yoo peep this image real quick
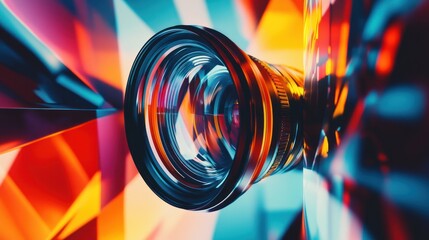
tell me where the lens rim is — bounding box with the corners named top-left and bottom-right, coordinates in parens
top-left (125, 25), bottom-right (270, 210)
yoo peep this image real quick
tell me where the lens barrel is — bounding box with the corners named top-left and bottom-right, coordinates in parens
top-left (125, 25), bottom-right (304, 210)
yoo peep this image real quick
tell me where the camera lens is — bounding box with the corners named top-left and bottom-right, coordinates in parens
top-left (125, 25), bottom-right (304, 210)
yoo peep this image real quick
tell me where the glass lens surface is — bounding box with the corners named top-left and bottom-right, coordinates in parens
top-left (144, 42), bottom-right (239, 186)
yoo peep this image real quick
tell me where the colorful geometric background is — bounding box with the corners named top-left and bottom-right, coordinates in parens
top-left (0, 0), bottom-right (304, 239)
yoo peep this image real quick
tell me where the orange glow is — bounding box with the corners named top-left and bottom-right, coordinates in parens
top-left (376, 23), bottom-right (403, 76)
top-left (97, 193), bottom-right (125, 240)
top-left (52, 136), bottom-right (90, 186)
top-left (335, 129), bottom-right (341, 146)
top-left (0, 119), bottom-right (101, 237)
top-left (178, 90), bottom-right (195, 141)
top-left (336, 22), bottom-right (350, 78)
top-left (325, 57), bottom-right (332, 75)
top-left (74, 20), bottom-right (97, 90)
top-left (247, 0), bottom-right (303, 68)
top-left (333, 83), bottom-right (349, 117)
top-left (48, 172), bottom-right (101, 239)
top-left (7, 137), bottom-right (89, 228)
top-left (320, 135), bottom-right (329, 158)
top-left (0, 176), bottom-right (50, 239)
top-left (61, 120), bottom-right (100, 177)
top-left (75, 13), bottom-right (123, 90)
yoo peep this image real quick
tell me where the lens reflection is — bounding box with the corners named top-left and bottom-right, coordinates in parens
top-left (145, 43), bottom-right (238, 186)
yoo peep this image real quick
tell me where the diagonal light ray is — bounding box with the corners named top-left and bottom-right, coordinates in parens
top-left (113, 0), bottom-right (154, 91)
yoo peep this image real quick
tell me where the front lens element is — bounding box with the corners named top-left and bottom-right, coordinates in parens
top-left (147, 45), bottom-right (238, 186)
